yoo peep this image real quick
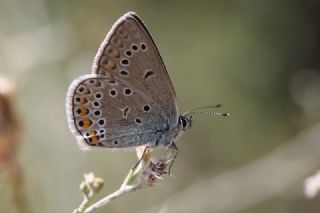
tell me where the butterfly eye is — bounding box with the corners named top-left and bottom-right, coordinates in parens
top-left (182, 119), bottom-right (187, 127)
top-left (179, 116), bottom-right (188, 128)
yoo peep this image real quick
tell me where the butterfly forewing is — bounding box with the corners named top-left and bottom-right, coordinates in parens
top-left (93, 12), bottom-right (178, 125)
top-left (67, 12), bottom-right (179, 149)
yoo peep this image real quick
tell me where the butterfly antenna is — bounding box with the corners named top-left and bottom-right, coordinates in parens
top-left (184, 104), bottom-right (230, 117)
top-left (189, 111), bottom-right (230, 117)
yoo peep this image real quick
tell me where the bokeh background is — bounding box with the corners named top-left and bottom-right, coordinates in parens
top-left (1, 0), bottom-right (320, 212)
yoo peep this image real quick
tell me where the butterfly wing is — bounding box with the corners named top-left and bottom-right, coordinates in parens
top-left (66, 12), bottom-right (179, 150)
top-left (92, 12), bottom-right (178, 123)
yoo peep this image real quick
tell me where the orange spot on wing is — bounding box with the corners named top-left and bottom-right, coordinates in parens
top-left (106, 60), bottom-right (117, 71)
top-left (92, 135), bottom-right (98, 142)
top-left (79, 107), bottom-right (89, 116)
top-left (80, 87), bottom-right (91, 95)
top-left (101, 56), bottom-right (117, 71)
top-left (82, 119), bottom-right (92, 128)
top-left (110, 49), bottom-right (120, 59)
top-left (87, 130), bottom-right (99, 144)
top-left (80, 97), bottom-right (87, 104)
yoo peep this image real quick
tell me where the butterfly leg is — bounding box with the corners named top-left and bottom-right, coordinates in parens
top-left (165, 142), bottom-right (179, 175)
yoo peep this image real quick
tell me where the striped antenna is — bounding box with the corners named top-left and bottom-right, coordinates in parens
top-left (184, 104), bottom-right (230, 117)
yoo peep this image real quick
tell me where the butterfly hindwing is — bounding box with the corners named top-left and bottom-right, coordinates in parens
top-left (67, 74), bottom-right (172, 149)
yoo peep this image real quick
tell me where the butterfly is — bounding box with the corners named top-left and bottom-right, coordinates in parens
top-left (66, 12), bottom-right (229, 158)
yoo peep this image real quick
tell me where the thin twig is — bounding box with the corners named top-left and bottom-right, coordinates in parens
top-left (73, 146), bottom-right (176, 213)
top-left (83, 160), bottom-right (144, 213)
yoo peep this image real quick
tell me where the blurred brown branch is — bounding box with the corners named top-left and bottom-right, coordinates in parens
top-left (0, 76), bottom-right (29, 213)
top-left (142, 123), bottom-right (320, 213)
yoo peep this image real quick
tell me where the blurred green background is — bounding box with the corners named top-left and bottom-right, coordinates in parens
top-left (1, 0), bottom-right (320, 212)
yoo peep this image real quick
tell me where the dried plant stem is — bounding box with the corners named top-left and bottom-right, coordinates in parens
top-left (84, 184), bottom-right (141, 213)
top-left (84, 162), bottom-right (144, 213)
top-left (73, 158), bottom-right (145, 213)
top-left (74, 194), bottom-right (91, 213)
top-left (73, 147), bottom-right (172, 213)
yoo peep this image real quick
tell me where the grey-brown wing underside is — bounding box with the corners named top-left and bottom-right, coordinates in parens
top-left (92, 12), bottom-right (179, 125)
top-left (66, 12), bottom-right (179, 150)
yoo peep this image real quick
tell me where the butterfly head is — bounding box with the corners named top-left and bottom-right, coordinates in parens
top-left (180, 104), bottom-right (230, 131)
top-left (178, 115), bottom-right (192, 132)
